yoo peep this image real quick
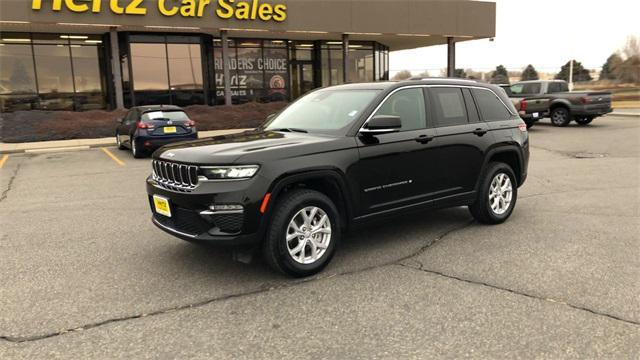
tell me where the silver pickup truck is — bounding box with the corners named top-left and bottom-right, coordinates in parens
top-left (504, 80), bottom-right (613, 128)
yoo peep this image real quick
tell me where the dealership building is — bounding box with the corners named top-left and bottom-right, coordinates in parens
top-left (0, 0), bottom-right (495, 112)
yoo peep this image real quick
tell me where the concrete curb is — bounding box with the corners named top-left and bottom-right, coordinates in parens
top-left (0, 129), bottom-right (252, 155)
top-left (609, 112), bottom-right (640, 117)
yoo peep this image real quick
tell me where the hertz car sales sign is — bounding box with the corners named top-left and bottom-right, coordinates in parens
top-left (31, 0), bottom-right (288, 22)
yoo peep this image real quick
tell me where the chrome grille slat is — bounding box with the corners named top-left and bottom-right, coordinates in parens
top-left (152, 160), bottom-right (199, 192)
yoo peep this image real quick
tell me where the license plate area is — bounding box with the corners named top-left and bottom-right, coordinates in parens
top-left (153, 195), bottom-right (172, 217)
top-left (163, 126), bottom-right (177, 134)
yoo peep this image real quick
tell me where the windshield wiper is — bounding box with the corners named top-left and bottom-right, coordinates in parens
top-left (272, 128), bottom-right (308, 133)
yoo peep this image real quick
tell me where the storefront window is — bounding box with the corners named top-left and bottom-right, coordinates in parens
top-left (71, 44), bottom-right (106, 110)
top-left (130, 35), bottom-right (204, 107)
top-left (0, 32), bottom-right (107, 111)
top-left (0, 41), bottom-right (38, 112)
top-left (348, 44), bottom-right (374, 83)
top-left (168, 43), bottom-right (204, 106)
top-left (321, 43), bottom-right (344, 87)
top-left (213, 39), bottom-right (288, 104)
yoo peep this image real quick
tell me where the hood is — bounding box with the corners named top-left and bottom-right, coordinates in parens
top-left (153, 130), bottom-right (353, 165)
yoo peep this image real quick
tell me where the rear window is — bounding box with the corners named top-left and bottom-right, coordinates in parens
top-left (472, 89), bottom-right (512, 121)
top-left (141, 111), bottom-right (189, 122)
top-left (548, 82), bottom-right (569, 93)
top-left (510, 83), bottom-right (541, 95)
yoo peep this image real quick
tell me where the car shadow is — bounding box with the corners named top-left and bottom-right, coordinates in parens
top-left (159, 206), bottom-right (473, 282)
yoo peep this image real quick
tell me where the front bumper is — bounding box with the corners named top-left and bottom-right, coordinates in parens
top-left (146, 174), bottom-right (271, 246)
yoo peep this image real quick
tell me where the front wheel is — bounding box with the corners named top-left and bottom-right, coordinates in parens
top-left (469, 162), bottom-right (518, 224)
top-left (262, 189), bottom-right (340, 277)
top-left (575, 117), bottom-right (594, 126)
top-left (550, 107), bottom-right (572, 127)
top-left (116, 132), bottom-right (126, 150)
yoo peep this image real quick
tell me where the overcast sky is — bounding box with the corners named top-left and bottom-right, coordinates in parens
top-left (389, 0), bottom-right (640, 75)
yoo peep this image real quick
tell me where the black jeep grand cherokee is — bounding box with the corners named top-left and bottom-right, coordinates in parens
top-left (147, 79), bottom-right (529, 277)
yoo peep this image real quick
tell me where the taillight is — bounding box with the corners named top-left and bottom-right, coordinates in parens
top-left (580, 96), bottom-right (590, 104)
top-left (185, 120), bottom-right (196, 127)
top-left (137, 122), bottom-right (154, 130)
top-left (518, 123), bottom-right (528, 132)
top-left (519, 99), bottom-right (527, 112)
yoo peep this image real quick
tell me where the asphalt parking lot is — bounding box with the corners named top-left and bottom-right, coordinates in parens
top-left (1, 115), bottom-right (639, 358)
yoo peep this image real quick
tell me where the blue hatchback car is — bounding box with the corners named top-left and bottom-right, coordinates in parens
top-left (115, 105), bottom-right (198, 158)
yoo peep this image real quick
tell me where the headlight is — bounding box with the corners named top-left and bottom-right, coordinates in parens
top-left (201, 165), bottom-right (260, 180)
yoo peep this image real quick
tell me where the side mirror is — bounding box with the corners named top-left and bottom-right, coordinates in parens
top-left (360, 115), bottom-right (401, 135)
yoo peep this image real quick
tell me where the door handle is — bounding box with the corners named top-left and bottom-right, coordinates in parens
top-left (473, 128), bottom-right (488, 136)
top-left (415, 134), bottom-right (434, 144)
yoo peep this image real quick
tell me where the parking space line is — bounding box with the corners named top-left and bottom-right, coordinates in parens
top-left (100, 148), bottom-right (126, 166)
top-left (0, 154), bottom-right (8, 169)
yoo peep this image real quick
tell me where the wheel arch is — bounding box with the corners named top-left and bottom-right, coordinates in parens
top-left (481, 146), bottom-right (524, 187)
top-left (263, 168), bottom-right (354, 232)
top-left (549, 99), bottom-right (571, 113)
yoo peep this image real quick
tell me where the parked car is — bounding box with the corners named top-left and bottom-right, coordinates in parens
top-left (116, 105), bottom-right (198, 158)
top-left (507, 80), bottom-right (612, 127)
top-left (146, 80), bottom-right (529, 277)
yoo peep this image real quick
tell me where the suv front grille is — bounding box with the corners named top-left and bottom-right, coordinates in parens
top-left (152, 160), bottom-right (199, 192)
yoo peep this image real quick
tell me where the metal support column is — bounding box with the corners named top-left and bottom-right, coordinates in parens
top-left (109, 28), bottom-right (124, 109)
top-left (447, 37), bottom-right (456, 78)
top-left (221, 30), bottom-right (233, 106)
top-left (342, 34), bottom-right (349, 83)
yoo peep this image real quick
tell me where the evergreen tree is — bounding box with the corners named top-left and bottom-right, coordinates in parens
top-left (520, 64), bottom-right (539, 81)
top-left (490, 65), bottom-right (509, 84)
top-left (599, 53), bottom-right (623, 80)
top-left (555, 60), bottom-right (592, 82)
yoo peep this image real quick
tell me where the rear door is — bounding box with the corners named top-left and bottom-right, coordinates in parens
top-left (428, 87), bottom-right (493, 198)
top-left (119, 109), bottom-right (138, 146)
top-left (354, 87), bottom-right (440, 215)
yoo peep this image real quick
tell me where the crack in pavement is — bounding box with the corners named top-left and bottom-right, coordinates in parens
top-left (0, 162), bottom-right (22, 204)
top-left (0, 220), bottom-right (476, 344)
top-left (396, 262), bottom-right (640, 327)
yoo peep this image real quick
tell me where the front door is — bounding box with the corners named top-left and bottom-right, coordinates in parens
top-left (352, 88), bottom-right (440, 216)
top-left (290, 61), bottom-right (315, 99)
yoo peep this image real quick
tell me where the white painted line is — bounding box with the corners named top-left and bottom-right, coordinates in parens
top-left (25, 146), bottom-right (91, 154)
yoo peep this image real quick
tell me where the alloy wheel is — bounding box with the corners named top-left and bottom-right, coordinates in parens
top-left (286, 206), bottom-right (332, 265)
top-left (552, 109), bottom-right (568, 125)
top-left (489, 173), bottom-right (513, 215)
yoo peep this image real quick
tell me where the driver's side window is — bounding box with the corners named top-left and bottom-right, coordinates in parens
top-left (374, 88), bottom-right (427, 131)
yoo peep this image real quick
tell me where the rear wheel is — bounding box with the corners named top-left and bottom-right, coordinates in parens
top-left (131, 137), bottom-right (145, 158)
top-left (550, 107), bottom-right (571, 127)
top-left (575, 117), bottom-right (594, 126)
top-left (469, 162), bottom-right (518, 224)
top-left (262, 189), bottom-right (340, 277)
top-left (525, 120), bottom-right (535, 129)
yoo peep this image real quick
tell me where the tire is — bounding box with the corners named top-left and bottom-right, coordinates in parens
top-left (116, 132), bottom-right (126, 150)
top-left (525, 121), bottom-right (535, 129)
top-left (262, 189), bottom-right (341, 277)
top-left (469, 162), bottom-right (518, 225)
top-left (131, 137), bottom-right (145, 158)
top-left (550, 107), bottom-right (571, 127)
top-left (575, 117), bottom-right (593, 126)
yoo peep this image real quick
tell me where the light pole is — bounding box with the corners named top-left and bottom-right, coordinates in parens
top-left (568, 59), bottom-right (574, 91)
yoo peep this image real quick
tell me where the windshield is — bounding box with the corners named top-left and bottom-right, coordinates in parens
top-left (141, 111), bottom-right (189, 122)
top-left (264, 89), bottom-right (381, 135)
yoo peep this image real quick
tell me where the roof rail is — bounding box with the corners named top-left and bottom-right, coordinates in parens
top-left (407, 77), bottom-right (478, 83)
